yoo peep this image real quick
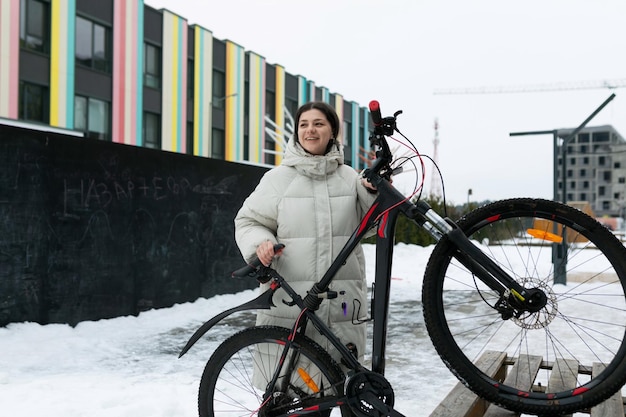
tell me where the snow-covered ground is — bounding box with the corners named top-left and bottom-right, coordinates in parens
top-left (0, 243), bottom-right (618, 416)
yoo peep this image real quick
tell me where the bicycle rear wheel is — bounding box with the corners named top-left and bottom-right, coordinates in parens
top-left (198, 326), bottom-right (349, 417)
top-left (422, 198), bottom-right (626, 415)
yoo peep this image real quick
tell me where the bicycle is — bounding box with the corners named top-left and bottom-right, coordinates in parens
top-left (179, 101), bottom-right (626, 417)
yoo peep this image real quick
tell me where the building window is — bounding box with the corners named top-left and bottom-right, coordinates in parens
top-left (144, 43), bottom-right (161, 89)
top-left (187, 58), bottom-right (194, 99)
top-left (583, 156), bottom-right (589, 165)
top-left (599, 186), bottom-right (605, 197)
top-left (580, 193), bottom-right (587, 201)
top-left (598, 156), bottom-right (606, 166)
top-left (285, 97), bottom-right (298, 125)
top-left (619, 177), bottom-right (626, 184)
top-left (593, 132), bottom-right (609, 142)
top-left (265, 91), bottom-right (276, 118)
top-left (186, 121), bottom-right (193, 154)
top-left (75, 16), bottom-right (111, 73)
top-left (602, 201), bottom-right (611, 210)
top-left (579, 169), bottom-right (586, 177)
top-left (20, 0), bottom-right (50, 54)
top-left (211, 128), bottom-right (225, 159)
top-left (143, 112), bottom-right (161, 149)
top-left (212, 70), bottom-right (226, 109)
top-left (19, 81), bottom-right (49, 123)
top-left (603, 171), bottom-right (612, 181)
top-left (74, 95), bottom-right (110, 140)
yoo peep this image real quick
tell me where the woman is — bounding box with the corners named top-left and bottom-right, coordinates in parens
top-left (234, 101), bottom-right (377, 364)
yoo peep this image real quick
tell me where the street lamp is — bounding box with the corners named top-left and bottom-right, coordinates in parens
top-left (509, 93), bottom-right (616, 285)
top-left (510, 128), bottom-right (567, 284)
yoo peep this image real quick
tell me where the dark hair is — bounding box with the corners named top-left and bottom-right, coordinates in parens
top-left (293, 101), bottom-right (340, 153)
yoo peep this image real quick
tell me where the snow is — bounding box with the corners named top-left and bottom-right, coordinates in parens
top-left (0, 243), bottom-right (620, 416)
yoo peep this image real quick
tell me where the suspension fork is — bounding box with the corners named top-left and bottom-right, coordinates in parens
top-left (412, 201), bottom-right (530, 302)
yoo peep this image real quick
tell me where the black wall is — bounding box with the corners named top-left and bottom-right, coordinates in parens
top-left (0, 124), bottom-right (267, 326)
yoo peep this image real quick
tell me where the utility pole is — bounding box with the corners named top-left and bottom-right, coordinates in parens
top-left (430, 118), bottom-right (442, 198)
top-left (510, 93), bottom-right (616, 284)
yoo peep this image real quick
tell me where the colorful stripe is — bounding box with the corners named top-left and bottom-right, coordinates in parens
top-left (162, 11), bottom-right (188, 152)
top-left (224, 41), bottom-right (245, 162)
top-left (112, 0), bottom-right (143, 145)
top-left (136, 4), bottom-right (144, 145)
top-left (0, 0), bottom-right (19, 118)
top-left (322, 87), bottom-right (330, 103)
top-left (351, 102), bottom-right (360, 168)
top-left (247, 52), bottom-right (265, 164)
top-left (193, 25), bottom-right (213, 157)
top-left (298, 76), bottom-right (308, 105)
top-left (361, 106), bottom-right (370, 168)
top-left (334, 94), bottom-right (343, 144)
top-left (274, 65), bottom-right (285, 164)
top-left (308, 81), bottom-right (316, 102)
top-left (50, 0), bottom-right (76, 128)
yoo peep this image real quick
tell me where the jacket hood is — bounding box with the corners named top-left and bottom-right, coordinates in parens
top-left (282, 137), bottom-right (344, 178)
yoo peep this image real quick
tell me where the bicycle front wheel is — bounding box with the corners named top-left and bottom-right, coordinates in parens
top-left (422, 198), bottom-right (626, 415)
top-left (198, 326), bottom-right (349, 417)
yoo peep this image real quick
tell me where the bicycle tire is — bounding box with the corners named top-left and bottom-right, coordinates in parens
top-left (198, 325), bottom-right (350, 417)
top-left (422, 198), bottom-right (626, 415)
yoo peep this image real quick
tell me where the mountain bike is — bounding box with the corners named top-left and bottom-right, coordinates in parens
top-left (179, 101), bottom-right (626, 416)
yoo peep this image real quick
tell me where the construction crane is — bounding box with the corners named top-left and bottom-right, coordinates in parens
top-left (433, 78), bottom-right (626, 95)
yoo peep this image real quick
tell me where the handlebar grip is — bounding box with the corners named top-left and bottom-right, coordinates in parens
top-left (231, 258), bottom-right (262, 278)
top-left (231, 244), bottom-right (285, 278)
top-left (369, 100), bottom-right (382, 126)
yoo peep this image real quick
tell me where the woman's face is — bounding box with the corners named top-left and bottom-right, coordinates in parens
top-left (297, 109), bottom-right (333, 155)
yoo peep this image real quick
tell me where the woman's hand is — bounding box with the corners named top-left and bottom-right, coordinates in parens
top-left (256, 241), bottom-right (282, 266)
top-left (361, 177), bottom-right (378, 193)
top-left (361, 175), bottom-right (392, 193)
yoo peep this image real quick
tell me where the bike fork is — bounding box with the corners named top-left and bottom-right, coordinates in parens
top-left (415, 201), bottom-right (528, 298)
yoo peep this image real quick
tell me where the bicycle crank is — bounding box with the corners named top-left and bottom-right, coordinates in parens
top-left (345, 371), bottom-right (398, 417)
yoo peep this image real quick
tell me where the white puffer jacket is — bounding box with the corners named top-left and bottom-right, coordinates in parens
top-left (234, 137), bottom-right (377, 363)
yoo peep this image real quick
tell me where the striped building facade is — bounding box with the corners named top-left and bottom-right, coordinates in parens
top-left (1, 0), bottom-right (371, 169)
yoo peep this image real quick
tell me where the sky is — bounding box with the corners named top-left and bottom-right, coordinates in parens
top-left (0, 242), bottom-right (615, 417)
top-left (145, 0), bottom-right (626, 204)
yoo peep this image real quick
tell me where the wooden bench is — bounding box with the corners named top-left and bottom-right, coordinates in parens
top-left (429, 351), bottom-right (625, 417)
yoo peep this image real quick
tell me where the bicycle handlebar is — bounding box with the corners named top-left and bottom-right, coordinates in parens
top-left (231, 244), bottom-right (285, 278)
top-left (362, 100), bottom-right (401, 183)
top-left (369, 100), bottom-right (383, 126)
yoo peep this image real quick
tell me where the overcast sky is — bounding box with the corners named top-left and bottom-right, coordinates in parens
top-left (145, 0), bottom-right (626, 204)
